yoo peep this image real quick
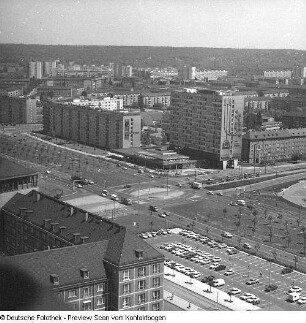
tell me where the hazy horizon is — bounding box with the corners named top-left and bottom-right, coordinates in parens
top-left (0, 0), bottom-right (305, 50)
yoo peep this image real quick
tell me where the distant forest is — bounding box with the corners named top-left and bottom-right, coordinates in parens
top-left (1, 44), bottom-right (306, 75)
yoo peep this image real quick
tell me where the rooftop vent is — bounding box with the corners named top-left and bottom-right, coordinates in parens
top-left (80, 236), bottom-right (89, 244)
top-left (24, 210), bottom-right (33, 219)
top-left (19, 207), bottom-right (27, 217)
top-left (59, 226), bottom-right (67, 235)
top-left (73, 233), bottom-right (81, 244)
top-left (50, 274), bottom-right (59, 285)
top-left (50, 222), bottom-right (59, 233)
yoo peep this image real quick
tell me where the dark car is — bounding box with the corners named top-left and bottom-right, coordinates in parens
top-left (215, 264), bottom-right (226, 271)
top-left (201, 275), bottom-right (215, 284)
top-left (149, 205), bottom-right (158, 212)
top-left (281, 267), bottom-right (294, 275)
top-left (124, 184), bottom-right (131, 188)
top-left (264, 284), bottom-right (278, 292)
top-left (71, 175), bottom-right (82, 181)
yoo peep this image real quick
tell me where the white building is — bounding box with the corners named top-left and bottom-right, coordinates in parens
top-left (264, 70), bottom-right (292, 78)
top-left (29, 61), bottom-right (42, 79)
top-left (70, 97), bottom-right (123, 110)
top-left (194, 70), bottom-right (228, 81)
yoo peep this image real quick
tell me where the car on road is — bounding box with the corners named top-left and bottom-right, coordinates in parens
top-left (110, 194), bottom-right (119, 201)
top-left (264, 284), bottom-right (278, 292)
top-left (149, 205), bottom-right (158, 212)
top-left (71, 175), bottom-right (82, 181)
top-left (212, 257), bottom-right (222, 262)
top-left (211, 279), bottom-right (225, 287)
top-left (288, 286), bottom-right (302, 294)
top-left (207, 191), bottom-right (214, 195)
top-left (222, 232), bottom-right (233, 238)
top-left (226, 247), bottom-right (238, 255)
top-left (229, 201), bottom-right (238, 206)
top-left (88, 180), bottom-right (94, 184)
top-left (100, 189), bottom-right (108, 197)
top-left (281, 267), bottom-right (294, 275)
top-left (246, 278), bottom-right (259, 285)
top-left (228, 288), bottom-right (241, 295)
top-left (239, 293), bottom-right (256, 301)
top-left (218, 243), bottom-right (227, 249)
top-left (158, 213), bottom-right (166, 218)
top-left (246, 296), bottom-right (260, 305)
top-left (224, 269), bottom-right (235, 276)
top-left (124, 184), bottom-right (131, 188)
top-left (123, 167), bottom-right (128, 170)
top-left (217, 192), bottom-right (223, 196)
top-left (76, 183), bottom-right (83, 188)
top-left (243, 243), bottom-right (252, 249)
top-left (297, 296), bottom-right (306, 304)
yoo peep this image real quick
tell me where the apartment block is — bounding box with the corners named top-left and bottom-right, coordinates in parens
top-left (241, 128), bottom-right (306, 163)
top-left (43, 102), bottom-right (141, 149)
top-left (70, 97), bottom-right (123, 110)
top-left (194, 70), bottom-right (228, 81)
top-left (29, 61), bottom-right (42, 79)
top-left (169, 89), bottom-right (244, 169)
top-left (0, 96), bottom-right (38, 124)
top-left (0, 190), bottom-right (164, 311)
top-left (139, 92), bottom-right (171, 109)
top-left (263, 70), bottom-right (292, 79)
top-left (113, 92), bottom-right (140, 107)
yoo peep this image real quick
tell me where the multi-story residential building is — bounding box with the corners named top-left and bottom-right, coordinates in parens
top-left (282, 111), bottom-right (306, 128)
top-left (241, 128), bottom-right (306, 164)
top-left (139, 92), bottom-right (171, 109)
top-left (194, 70), bottom-right (228, 81)
top-left (44, 61), bottom-right (57, 77)
top-left (0, 86), bottom-right (23, 97)
top-left (113, 92), bottom-right (140, 107)
top-left (244, 97), bottom-right (272, 113)
top-left (150, 68), bottom-right (178, 80)
top-left (264, 70), bottom-right (292, 79)
top-left (29, 61), bottom-right (43, 79)
top-left (0, 157), bottom-right (38, 207)
top-left (0, 96), bottom-right (38, 124)
top-left (0, 79), bottom-right (30, 92)
top-left (178, 66), bottom-right (196, 80)
top-left (69, 97), bottom-right (123, 110)
top-left (293, 66), bottom-right (306, 79)
top-left (43, 102), bottom-right (141, 149)
top-left (0, 190), bottom-right (164, 311)
top-left (270, 95), bottom-right (306, 112)
top-left (261, 89), bottom-right (289, 98)
top-left (169, 88), bottom-right (244, 169)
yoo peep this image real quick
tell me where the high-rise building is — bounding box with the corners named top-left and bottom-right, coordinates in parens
top-left (293, 66), bottom-right (306, 78)
top-left (168, 89), bottom-right (244, 169)
top-left (178, 66), bottom-right (196, 80)
top-left (44, 61), bottom-right (57, 77)
top-left (29, 61), bottom-right (42, 79)
top-left (43, 102), bottom-right (141, 149)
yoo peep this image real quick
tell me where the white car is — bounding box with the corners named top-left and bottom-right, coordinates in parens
top-left (46, 170), bottom-right (51, 174)
top-left (212, 257), bottom-right (222, 262)
top-left (209, 263), bottom-right (219, 270)
top-left (297, 296), bottom-right (306, 304)
top-left (110, 194), bottom-right (119, 201)
top-left (76, 184), bottom-right (83, 188)
top-left (207, 191), bottom-right (214, 195)
top-left (224, 269), bottom-right (235, 276)
top-left (240, 293), bottom-right (256, 301)
top-left (222, 232), bottom-right (233, 238)
top-left (88, 180), bottom-right (94, 184)
top-left (246, 296), bottom-right (260, 304)
top-left (288, 286), bottom-right (302, 293)
top-left (229, 288), bottom-right (241, 295)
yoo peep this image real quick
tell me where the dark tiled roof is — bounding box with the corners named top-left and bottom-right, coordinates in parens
top-left (105, 229), bottom-right (164, 266)
top-left (0, 158), bottom-right (38, 181)
top-left (2, 190), bottom-right (163, 267)
top-left (4, 241), bottom-right (108, 288)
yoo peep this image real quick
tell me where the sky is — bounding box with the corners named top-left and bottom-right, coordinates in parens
top-left (0, 0), bottom-right (305, 50)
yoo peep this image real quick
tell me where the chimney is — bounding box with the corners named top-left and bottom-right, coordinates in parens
top-left (50, 222), bottom-right (59, 233)
top-left (70, 206), bottom-right (74, 216)
top-left (19, 208), bottom-right (27, 217)
top-left (80, 236), bottom-right (89, 244)
top-left (36, 191), bottom-right (41, 202)
top-left (73, 233), bottom-right (81, 244)
top-left (50, 274), bottom-right (59, 285)
top-left (59, 226), bottom-right (67, 235)
top-left (84, 212), bottom-right (89, 222)
top-left (43, 219), bottom-right (52, 230)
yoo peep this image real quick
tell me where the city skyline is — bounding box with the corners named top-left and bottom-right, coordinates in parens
top-left (0, 0), bottom-right (305, 50)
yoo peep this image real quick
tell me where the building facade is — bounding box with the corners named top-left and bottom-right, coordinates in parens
top-left (29, 61), bottom-right (42, 79)
top-left (43, 102), bottom-right (141, 149)
top-left (70, 97), bottom-right (123, 110)
top-left (282, 111), bottom-right (306, 129)
top-left (0, 96), bottom-right (38, 124)
top-left (139, 93), bottom-right (171, 109)
top-left (169, 89), bottom-right (244, 169)
top-left (264, 70), bottom-right (292, 79)
top-left (1, 190), bottom-right (164, 311)
top-left (241, 128), bottom-right (306, 163)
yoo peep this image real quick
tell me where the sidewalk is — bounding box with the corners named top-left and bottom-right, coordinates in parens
top-left (164, 291), bottom-right (204, 311)
top-left (164, 267), bottom-right (260, 311)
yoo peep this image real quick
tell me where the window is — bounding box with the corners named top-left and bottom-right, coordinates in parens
top-left (152, 264), bottom-right (161, 274)
top-left (153, 277), bottom-right (160, 287)
top-left (123, 283), bottom-right (130, 294)
top-left (68, 289), bottom-right (77, 298)
top-left (152, 302), bottom-right (160, 311)
top-left (138, 306), bottom-right (146, 311)
top-left (152, 290), bottom-right (161, 300)
top-left (97, 296), bottom-right (105, 306)
top-left (83, 301), bottom-right (92, 311)
top-left (138, 293), bottom-right (146, 304)
top-left (83, 287), bottom-right (90, 298)
top-left (123, 270), bottom-right (130, 281)
top-left (137, 267), bottom-right (146, 277)
top-left (97, 283), bottom-right (105, 293)
top-left (138, 280), bottom-right (146, 290)
top-left (122, 297), bottom-right (131, 308)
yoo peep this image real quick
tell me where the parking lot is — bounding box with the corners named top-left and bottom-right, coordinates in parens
top-left (141, 228), bottom-right (306, 310)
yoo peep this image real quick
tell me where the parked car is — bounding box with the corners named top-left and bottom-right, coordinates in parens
top-left (246, 296), bottom-right (260, 305)
top-left (240, 293), bottom-right (256, 301)
top-left (243, 243), bottom-right (252, 249)
top-left (265, 284), bottom-right (278, 292)
top-left (215, 264), bottom-right (226, 271)
top-left (110, 194), bottom-right (119, 201)
top-left (224, 269), bottom-right (235, 276)
top-left (149, 205), bottom-right (158, 212)
top-left (246, 278), bottom-right (259, 285)
top-left (201, 276), bottom-right (215, 284)
top-left (281, 267), bottom-right (294, 275)
top-left (124, 184), bottom-right (131, 188)
top-left (288, 286), bottom-right (302, 294)
top-left (297, 296), bottom-right (306, 304)
top-left (228, 288), bottom-right (241, 295)
top-left (226, 247), bottom-right (238, 255)
top-left (222, 232), bottom-right (233, 238)
top-left (211, 279), bottom-right (225, 287)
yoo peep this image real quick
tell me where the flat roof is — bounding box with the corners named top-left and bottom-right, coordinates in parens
top-left (0, 158), bottom-right (38, 181)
